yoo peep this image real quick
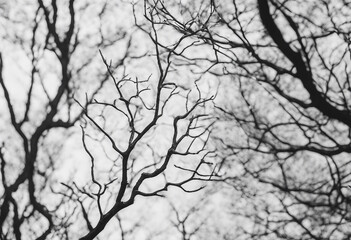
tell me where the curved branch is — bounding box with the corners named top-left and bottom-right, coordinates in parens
top-left (258, 0), bottom-right (351, 126)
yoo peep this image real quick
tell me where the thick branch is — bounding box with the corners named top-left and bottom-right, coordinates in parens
top-left (258, 0), bottom-right (351, 126)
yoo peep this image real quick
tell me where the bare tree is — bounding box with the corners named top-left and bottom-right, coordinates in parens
top-left (0, 1), bottom-right (132, 239)
top-left (7, 0), bottom-right (348, 239)
top-left (74, 4), bottom-right (217, 237)
top-left (146, 0), bottom-right (351, 239)
top-left (0, 1), bottom-right (218, 239)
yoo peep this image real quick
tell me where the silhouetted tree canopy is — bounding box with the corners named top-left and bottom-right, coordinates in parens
top-left (1, 0), bottom-right (351, 239)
